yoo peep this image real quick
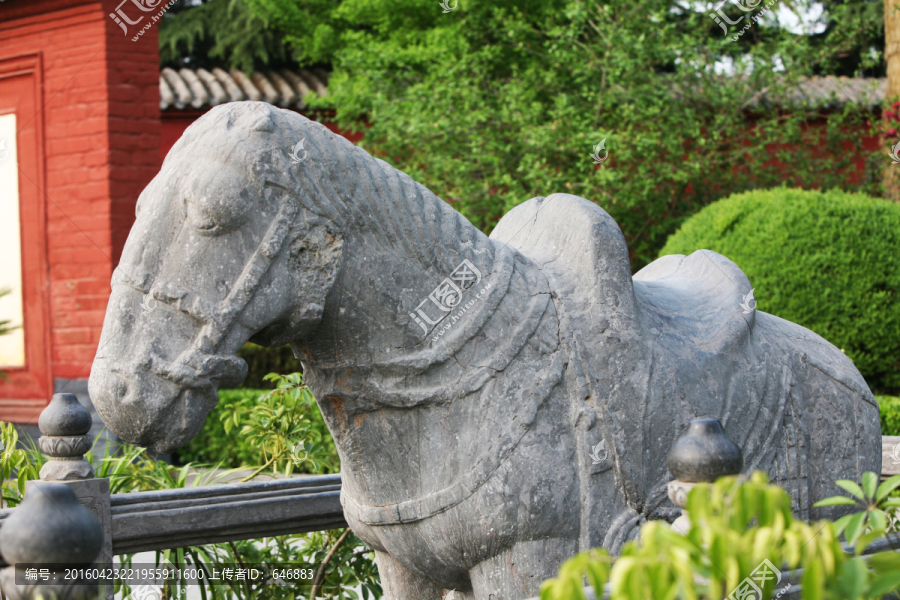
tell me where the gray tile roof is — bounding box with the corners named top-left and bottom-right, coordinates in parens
top-left (159, 67), bottom-right (330, 111)
top-left (160, 69), bottom-right (887, 112)
top-left (775, 76), bottom-right (886, 109)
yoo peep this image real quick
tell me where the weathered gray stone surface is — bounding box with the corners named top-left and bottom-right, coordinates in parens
top-left (0, 482), bottom-right (103, 600)
top-left (39, 393), bottom-right (95, 481)
top-left (88, 102), bottom-right (881, 599)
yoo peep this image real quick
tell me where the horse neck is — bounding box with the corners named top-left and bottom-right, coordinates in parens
top-left (295, 161), bottom-right (499, 369)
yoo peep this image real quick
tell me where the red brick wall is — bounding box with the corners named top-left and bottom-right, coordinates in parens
top-left (0, 0), bottom-right (161, 415)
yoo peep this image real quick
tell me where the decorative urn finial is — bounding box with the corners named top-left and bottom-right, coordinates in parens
top-left (38, 393), bottom-right (95, 481)
top-left (667, 418), bottom-right (743, 483)
top-left (667, 418), bottom-right (743, 534)
top-left (0, 482), bottom-right (103, 599)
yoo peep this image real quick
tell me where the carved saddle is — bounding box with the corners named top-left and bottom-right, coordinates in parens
top-left (491, 193), bottom-right (879, 550)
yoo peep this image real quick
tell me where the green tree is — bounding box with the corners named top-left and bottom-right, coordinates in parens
top-left (246, 0), bottom-right (882, 268)
top-left (159, 0), bottom-right (294, 72)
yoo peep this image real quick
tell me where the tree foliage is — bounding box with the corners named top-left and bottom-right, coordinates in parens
top-left (246, 0), bottom-right (883, 268)
top-left (159, 0), bottom-right (294, 72)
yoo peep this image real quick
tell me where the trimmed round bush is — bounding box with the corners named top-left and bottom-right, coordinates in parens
top-left (660, 187), bottom-right (899, 394)
top-left (880, 395), bottom-right (900, 436)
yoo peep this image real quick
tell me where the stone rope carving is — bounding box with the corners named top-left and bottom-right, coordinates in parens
top-left (89, 102), bottom-right (881, 600)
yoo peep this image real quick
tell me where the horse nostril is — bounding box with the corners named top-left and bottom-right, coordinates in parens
top-left (109, 371), bottom-right (129, 402)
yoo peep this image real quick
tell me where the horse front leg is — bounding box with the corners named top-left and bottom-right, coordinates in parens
top-left (468, 538), bottom-right (578, 600)
top-left (374, 550), bottom-right (447, 600)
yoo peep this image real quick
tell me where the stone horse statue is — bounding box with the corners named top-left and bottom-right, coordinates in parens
top-left (89, 102), bottom-right (880, 600)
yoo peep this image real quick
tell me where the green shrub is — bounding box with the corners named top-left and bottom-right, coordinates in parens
top-left (660, 188), bottom-right (900, 394)
top-left (880, 396), bottom-right (900, 436)
top-left (174, 385), bottom-right (338, 473)
top-left (541, 472), bottom-right (900, 600)
top-left (237, 343), bottom-right (303, 389)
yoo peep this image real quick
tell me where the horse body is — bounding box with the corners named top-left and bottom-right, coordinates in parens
top-left (88, 102), bottom-right (880, 600)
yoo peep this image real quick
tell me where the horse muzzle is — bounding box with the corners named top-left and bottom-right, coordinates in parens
top-left (88, 350), bottom-right (246, 454)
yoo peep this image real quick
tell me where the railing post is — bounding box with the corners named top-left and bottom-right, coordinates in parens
top-left (666, 418), bottom-right (743, 534)
top-left (1, 393), bottom-right (115, 600)
top-left (0, 481), bottom-right (103, 599)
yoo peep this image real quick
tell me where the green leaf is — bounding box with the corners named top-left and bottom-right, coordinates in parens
top-left (866, 571), bottom-right (900, 598)
top-left (835, 480), bottom-right (867, 502)
top-left (867, 550), bottom-right (900, 573)
top-left (801, 557), bottom-right (824, 600)
top-left (875, 474), bottom-right (900, 503)
top-left (844, 511), bottom-right (867, 544)
top-left (836, 556), bottom-right (867, 600)
top-left (854, 530), bottom-right (884, 556)
top-left (813, 496), bottom-right (859, 507)
top-left (832, 514), bottom-right (853, 535)
top-left (868, 509), bottom-right (888, 532)
top-left (861, 471), bottom-right (878, 500)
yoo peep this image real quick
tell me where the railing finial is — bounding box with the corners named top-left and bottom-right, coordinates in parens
top-left (667, 418), bottom-right (743, 534)
top-left (0, 482), bottom-right (103, 599)
top-left (38, 393), bottom-right (94, 481)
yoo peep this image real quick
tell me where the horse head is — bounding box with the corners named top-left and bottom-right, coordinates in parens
top-left (89, 103), bottom-right (345, 453)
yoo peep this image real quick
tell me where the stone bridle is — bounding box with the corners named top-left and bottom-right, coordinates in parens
top-left (111, 184), bottom-right (300, 393)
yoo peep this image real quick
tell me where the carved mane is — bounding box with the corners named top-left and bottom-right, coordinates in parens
top-left (166, 102), bottom-right (494, 283)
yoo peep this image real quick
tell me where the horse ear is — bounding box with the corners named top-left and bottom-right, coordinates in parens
top-left (225, 103), bottom-right (274, 133)
top-left (249, 111), bottom-right (274, 132)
